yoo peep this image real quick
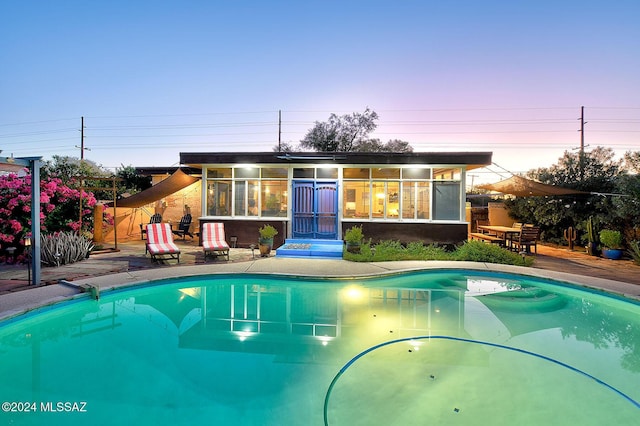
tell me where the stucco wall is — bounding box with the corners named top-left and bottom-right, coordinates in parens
top-left (101, 180), bottom-right (202, 243)
top-left (487, 202), bottom-right (513, 226)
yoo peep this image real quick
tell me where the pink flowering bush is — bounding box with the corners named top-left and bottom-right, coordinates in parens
top-left (0, 172), bottom-right (110, 263)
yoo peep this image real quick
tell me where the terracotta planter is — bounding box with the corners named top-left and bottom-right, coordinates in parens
top-left (258, 238), bottom-right (273, 257)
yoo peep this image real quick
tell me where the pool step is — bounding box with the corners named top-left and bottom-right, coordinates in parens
top-left (275, 239), bottom-right (343, 258)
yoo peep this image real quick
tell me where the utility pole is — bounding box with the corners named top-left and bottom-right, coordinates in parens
top-left (80, 116), bottom-right (85, 160)
top-left (580, 106), bottom-right (585, 153)
top-left (578, 106), bottom-right (586, 181)
top-left (278, 110), bottom-right (282, 151)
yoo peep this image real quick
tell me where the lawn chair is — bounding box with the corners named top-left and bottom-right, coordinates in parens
top-left (511, 226), bottom-right (540, 254)
top-left (140, 213), bottom-right (163, 240)
top-left (202, 222), bottom-right (230, 261)
top-left (145, 223), bottom-right (180, 263)
top-left (172, 214), bottom-right (193, 240)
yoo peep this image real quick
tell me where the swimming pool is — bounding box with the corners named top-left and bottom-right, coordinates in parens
top-left (0, 270), bottom-right (638, 425)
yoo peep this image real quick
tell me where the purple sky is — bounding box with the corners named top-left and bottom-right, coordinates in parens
top-left (1, 1), bottom-right (638, 185)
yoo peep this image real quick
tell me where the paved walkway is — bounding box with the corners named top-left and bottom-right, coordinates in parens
top-left (1, 239), bottom-right (639, 321)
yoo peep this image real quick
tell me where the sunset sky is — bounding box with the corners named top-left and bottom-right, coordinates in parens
top-left (1, 0), bottom-right (638, 185)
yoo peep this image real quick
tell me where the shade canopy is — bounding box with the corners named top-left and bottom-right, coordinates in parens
top-left (112, 168), bottom-right (199, 208)
top-left (477, 175), bottom-right (588, 197)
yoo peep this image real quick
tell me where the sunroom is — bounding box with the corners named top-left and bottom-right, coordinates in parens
top-left (179, 151), bottom-right (492, 248)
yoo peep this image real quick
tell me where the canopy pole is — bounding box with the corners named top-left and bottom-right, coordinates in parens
top-left (30, 159), bottom-right (41, 285)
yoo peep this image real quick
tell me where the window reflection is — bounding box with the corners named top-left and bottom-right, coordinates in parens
top-left (343, 181), bottom-right (369, 218)
top-left (261, 181), bottom-right (288, 217)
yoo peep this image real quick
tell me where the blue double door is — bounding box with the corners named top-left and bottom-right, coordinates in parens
top-left (292, 181), bottom-right (338, 240)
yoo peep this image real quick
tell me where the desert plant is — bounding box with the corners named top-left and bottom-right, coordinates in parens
top-left (599, 229), bottom-right (623, 249)
top-left (586, 216), bottom-right (597, 244)
top-left (585, 216), bottom-right (600, 256)
top-left (628, 241), bottom-right (640, 266)
top-left (258, 224), bottom-right (278, 241)
top-left (40, 232), bottom-right (94, 266)
top-left (564, 226), bottom-right (577, 250)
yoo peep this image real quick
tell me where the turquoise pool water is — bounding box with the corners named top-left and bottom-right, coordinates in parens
top-left (0, 270), bottom-right (638, 425)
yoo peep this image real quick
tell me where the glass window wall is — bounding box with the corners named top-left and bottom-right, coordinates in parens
top-left (206, 167), bottom-right (287, 218)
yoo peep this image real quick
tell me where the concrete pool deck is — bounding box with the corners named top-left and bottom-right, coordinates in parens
top-left (1, 239), bottom-right (639, 321)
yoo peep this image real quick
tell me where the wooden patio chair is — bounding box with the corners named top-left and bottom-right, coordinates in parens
top-left (171, 214), bottom-right (193, 240)
top-left (145, 223), bottom-right (180, 263)
top-left (140, 213), bottom-right (163, 240)
top-left (476, 219), bottom-right (496, 235)
top-left (202, 222), bottom-right (230, 261)
top-left (511, 226), bottom-right (540, 254)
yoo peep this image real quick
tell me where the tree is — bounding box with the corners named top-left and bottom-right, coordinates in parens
top-left (353, 138), bottom-right (414, 153)
top-left (505, 147), bottom-right (622, 244)
top-left (299, 108), bottom-right (379, 152)
top-left (116, 165), bottom-right (152, 195)
top-left (41, 155), bottom-right (108, 183)
top-left (613, 151), bottom-right (640, 235)
top-left (294, 108), bottom-right (414, 152)
top-left (272, 141), bottom-right (301, 153)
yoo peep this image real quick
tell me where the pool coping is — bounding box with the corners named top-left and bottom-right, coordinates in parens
top-left (1, 258), bottom-right (639, 323)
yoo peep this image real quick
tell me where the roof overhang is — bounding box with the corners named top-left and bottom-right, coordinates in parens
top-left (180, 151), bottom-right (492, 170)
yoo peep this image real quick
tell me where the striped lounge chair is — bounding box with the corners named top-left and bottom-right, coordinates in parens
top-left (145, 223), bottom-right (180, 263)
top-left (202, 222), bottom-right (230, 261)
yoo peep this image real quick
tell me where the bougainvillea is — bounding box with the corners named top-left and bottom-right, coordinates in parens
top-left (0, 171), bottom-right (109, 263)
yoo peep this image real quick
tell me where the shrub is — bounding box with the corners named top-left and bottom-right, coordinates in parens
top-left (344, 225), bottom-right (364, 244)
top-left (40, 232), bottom-right (94, 266)
top-left (599, 229), bottom-right (623, 249)
top-left (0, 172), bottom-right (109, 263)
top-left (258, 224), bottom-right (278, 240)
top-left (454, 240), bottom-right (531, 266)
top-left (628, 241), bottom-right (640, 266)
top-left (343, 239), bottom-right (531, 266)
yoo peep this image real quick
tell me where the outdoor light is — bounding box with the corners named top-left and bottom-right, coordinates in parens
top-left (24, 237), bottom-right (32, 286)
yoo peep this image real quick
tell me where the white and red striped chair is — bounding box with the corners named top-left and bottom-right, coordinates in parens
top-left (202, 222), bottom-right (230, 261)
top-left (145, 223), bottom-right (180, 263)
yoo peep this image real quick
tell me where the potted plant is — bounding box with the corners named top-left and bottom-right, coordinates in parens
top-left (344, 225), bottom-right (363, 254)
top-left (258, 224), bottom-right (278, 257)
top-left (599, 229), bottom-right (623, 260)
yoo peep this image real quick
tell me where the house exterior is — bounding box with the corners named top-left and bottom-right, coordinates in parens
top-left (179, 151), bottom-right (492, 248)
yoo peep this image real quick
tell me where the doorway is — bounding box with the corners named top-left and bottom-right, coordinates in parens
top-left (291, 181), bottom-right (338, 239)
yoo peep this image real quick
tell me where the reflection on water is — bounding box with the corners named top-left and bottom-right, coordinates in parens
top-left (0, 271), bottom-right (638, 425)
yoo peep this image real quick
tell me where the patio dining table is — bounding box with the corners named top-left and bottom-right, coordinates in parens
top-left (477, 225), bottom-right (522, 249)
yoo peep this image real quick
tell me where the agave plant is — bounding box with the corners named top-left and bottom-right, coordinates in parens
top-left (628, 241), bottom-right (640, 266)
top-left (40, 232), bottom-right (94, 267)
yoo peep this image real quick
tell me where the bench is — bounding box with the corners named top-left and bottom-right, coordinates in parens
top-left (469, 233), bottom-right (506, 246)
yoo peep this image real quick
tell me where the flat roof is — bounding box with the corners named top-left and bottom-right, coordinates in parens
top-left (180, 151), bottom-right (492, 170)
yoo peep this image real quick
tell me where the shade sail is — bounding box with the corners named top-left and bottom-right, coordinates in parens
top-left (112, 168), bottom-right (199, 208)
top-left (477, 175), bottom-right (588, 197)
